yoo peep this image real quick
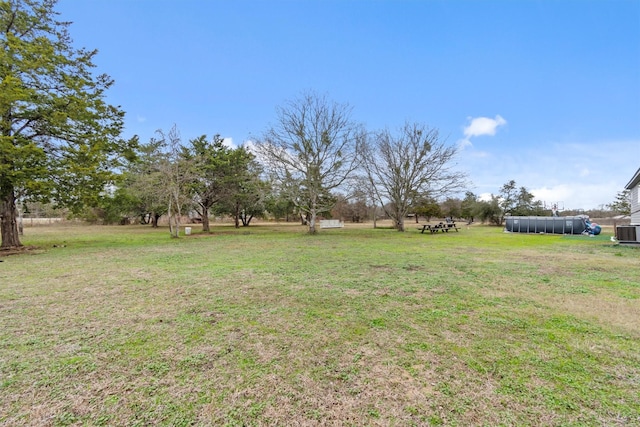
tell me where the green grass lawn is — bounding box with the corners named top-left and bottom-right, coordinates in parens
top-left (1, 223), bottom-right (638, 426)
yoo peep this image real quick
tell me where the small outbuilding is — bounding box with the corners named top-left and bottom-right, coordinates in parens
top-left (615, 167), bottom-right (640, 244)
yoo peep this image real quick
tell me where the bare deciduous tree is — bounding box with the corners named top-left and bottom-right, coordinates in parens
top-left (254, 92), bottom-right (363, 234)
top-left (360, 122), bottom-right (467, 231)
top-left (155, 126), bottom-right (195, 238)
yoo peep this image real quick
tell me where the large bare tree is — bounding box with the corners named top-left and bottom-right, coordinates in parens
top-left (360, 122), bottom-right (467, 231)
top-left (254, 92), bottom-right (362, 234)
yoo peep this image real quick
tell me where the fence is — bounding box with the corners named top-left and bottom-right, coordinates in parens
top-left (22, 217), bottom-right (65, 226)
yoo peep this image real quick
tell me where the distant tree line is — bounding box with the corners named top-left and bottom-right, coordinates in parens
top-left (93, 92), bottom-right (469, 235)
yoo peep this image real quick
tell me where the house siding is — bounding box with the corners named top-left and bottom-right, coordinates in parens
top-left (630, 186), bottom-right (640, 225)
top-left (625, 168), bottom-right (640, 225)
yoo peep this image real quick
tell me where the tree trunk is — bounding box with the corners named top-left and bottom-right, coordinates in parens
top-left (241, 213), bottom-right (253, 226)
top-left (1, 188), bottom-right (22, 249)
top-left (308, 206), bottom-right (317, 234)
top-left (392, 205), bottom-right (406, 232)
top-left (168, 201), bottom-right (178, 238)
top-left (394, 210), bottom-right (405, 232)
top-left (152, 213), bottom-right (160, 228)
top-left (169, 212), bottom-right (180, 238)
top-left (234, 202), bottom-right (240, 228)
top-left (168, 204), bottom-right (174, 236)
top-left (201, 205), bottom-right (210, 232)
top-left (169, 214), bottom-right (177, 237)
top-left (372, 204), bottom-right (378, 229)
top-left (18, 207), bottom-right (23, 235)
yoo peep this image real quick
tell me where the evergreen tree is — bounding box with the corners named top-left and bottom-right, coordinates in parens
top-left (607, 190), bottom-right (631, 215)
top-left (1, 0), bottom-right (134, 248)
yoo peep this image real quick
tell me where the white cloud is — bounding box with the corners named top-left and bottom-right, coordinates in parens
top-left (464, 115), bottom-right (507, 138)
top-left (531, 182), bottom-right (620, 211)
top-left (478, 192), bottom-right (493, 202)
top-left (136, 115), bottom-right (146, 123)
top-left (470, 150), bottom-right (490, 158)
top-left (243, 139), bottom-right (256, 153)
top-left (531, 185), bottom-right (573, 207)
top-left (222, 137), bottom-right (235, 148)
top-left (455, 135), bottom-right (637, 209)
top-left (457, 138), bottom-right (473, 149)
top-left (458, 114), bottom-right (507, 148)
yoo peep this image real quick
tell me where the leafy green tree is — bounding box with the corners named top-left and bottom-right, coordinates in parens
top-left (116, 137), bottom-right (168, 227)
top-left (93, 186), bottom-right (139, 224)
top-left (181, 137), bottom-right (267, 229)
top-left (512, 186), bottom-right (544, 216)
top-left (264, 183), bottom-right (295, 222)
top-left (440, 197), bottom-right (462, 219)
top-left (474, 196), bottom-right (502, 225)
top-left (412, 196), bottom-right (441, 222)
top-left (498, 180), bottom-right (543, 223)
top-left (217, 146), bottom-right (266, 228)
top-left (125, 126), bottom-right (196, 236)
top-left (1, 0), bottom-right (134, 248)
top-left (182, 134), bottom-right (230, 232)
top-left (460, 191), bottom-right (477, 222)
top-left (498, 180), bottom-right (518, 223)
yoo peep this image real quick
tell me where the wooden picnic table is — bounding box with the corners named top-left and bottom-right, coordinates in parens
top-left (417, 222), bottom-right (459, 234)
top-left (418, 224), bottom-right (436, 234)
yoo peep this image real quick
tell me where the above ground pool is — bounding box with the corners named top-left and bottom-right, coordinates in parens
top-left (504, 216), bottom-right (601, 235)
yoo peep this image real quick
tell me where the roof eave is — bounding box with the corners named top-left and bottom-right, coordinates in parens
top-left (625, 168), bottom-right (640, 189)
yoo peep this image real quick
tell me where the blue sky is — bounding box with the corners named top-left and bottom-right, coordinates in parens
top-left (56, 0), bottom-right (640, 210)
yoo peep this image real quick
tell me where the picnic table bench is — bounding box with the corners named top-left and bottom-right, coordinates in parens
top-left (417, 222), bottom-right (459, 234)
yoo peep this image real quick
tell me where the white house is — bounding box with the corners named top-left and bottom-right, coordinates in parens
top-left (626, 167), bottom-right (640, 225)
top-left (616, 168), bottom-right (640, 244)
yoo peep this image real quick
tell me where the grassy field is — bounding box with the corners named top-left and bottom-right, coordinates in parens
top-left (1, 222), bottom-right (638, 426)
